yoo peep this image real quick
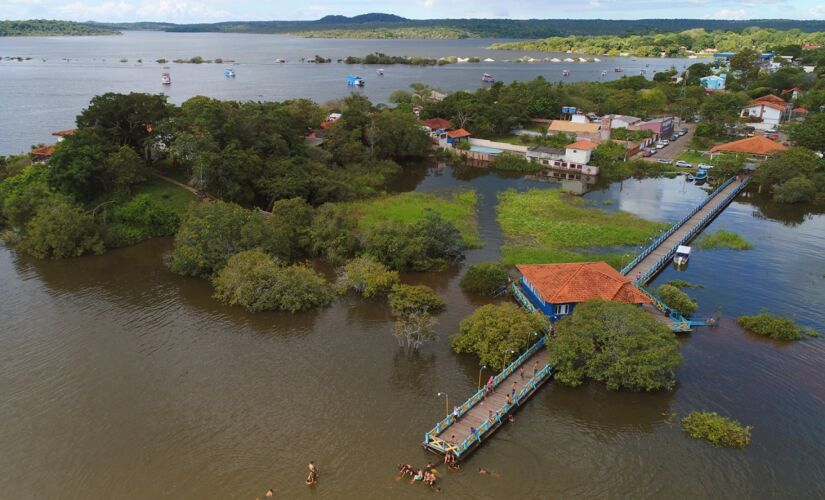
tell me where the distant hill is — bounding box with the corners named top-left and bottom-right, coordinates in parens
top-left (5, 16), bottom-right (825, 39)
top-left (0, 19), bottom-right (118, 36)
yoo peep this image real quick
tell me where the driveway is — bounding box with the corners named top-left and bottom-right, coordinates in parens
top-left (637, 122), bottom-right (695, 162)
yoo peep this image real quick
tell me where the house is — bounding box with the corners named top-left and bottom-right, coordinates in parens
top-left (803, 42), bottom-right (821, 51)
top-left (781, 87), bottom-right (803, 101)
top-left (423, 118), bottom-right (452, 132)
top-left (636, 117), bottom-right (675, 139)
top-left (565, 140), bottom-right (598, 164)
top-left (753, 94), bottom-right (786, 106)
top-left (699, 74), bottom-right (726, 91)
top-left (446, 128), bottom-right (471, 145)
top-left (709, 135), bottom-right (787, 159)
top-left (741, 101), bottom-right (786, 130)
top-left (52, 129), bottom-right (77, 141)
top-left (547, 120), bottom-right (602, 142)
top-left (515, 262), bottom-right (652, 321)
top-left (526, 140), bottom-right (600, 176)
top-left (601, 114), bottom-right (642, 131)
top-left (30, 145), bottom-right (55, 162)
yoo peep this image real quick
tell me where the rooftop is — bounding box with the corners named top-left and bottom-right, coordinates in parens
top-left (423, 118), bottom-right (452, 131)
top-left (753, 94), bottom-right (786, 106)
top-left (548, 120), bottom-right (601, 134)
top-left (447, 128), bottom-right (471, 138)
top-left (31, 145), bottom-right (55, 157)
top-left (52, 129), bottom-right (77, 137)
top-left (566, 139), bottom-right (599, 151)
top-left (709, 135), bottom-right (787, 155)
top-left (527, 146), bottom-right (565, 155)
top-left (517, 262), bottom-right (652, 305)
top-left (746, 101), bottom-right (787, 112)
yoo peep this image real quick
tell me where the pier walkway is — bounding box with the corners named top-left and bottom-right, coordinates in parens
top-left (622, 175), bottom-right (750, 284)
top-left (423, 337), bottom-right (552, 461)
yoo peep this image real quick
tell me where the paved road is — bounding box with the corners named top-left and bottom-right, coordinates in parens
top-left (637, 122), bottom-right (695, 163)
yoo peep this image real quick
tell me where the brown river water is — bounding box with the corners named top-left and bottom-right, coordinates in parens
top-left (2, 164), bottom-right (825, 499)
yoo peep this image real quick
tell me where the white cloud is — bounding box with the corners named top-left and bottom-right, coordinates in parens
top-left (686, 0), bottom-right (706, 5)
top-left (588, 0), bottom-right (604, 7)
top-left (707, 8), bottom-right (747, 19)
top-left (419, 0), bottom-right (437, 8)
top-left (57, 0), bottom-right (135, 19)
top-left (135, 0), bottom-right (229, 20)
top-left (810, 5), bottom-right (825, 16)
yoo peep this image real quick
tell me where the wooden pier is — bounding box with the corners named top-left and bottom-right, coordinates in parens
top-left (423, 337), bottom-right (552, 461)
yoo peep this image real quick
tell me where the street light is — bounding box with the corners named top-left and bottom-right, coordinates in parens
top-left (526, 330), bottom-right (538, 347)
top-left (477, 365), bottom-right (487, 391)
top-left (437, 392), bottom-right (449, 417)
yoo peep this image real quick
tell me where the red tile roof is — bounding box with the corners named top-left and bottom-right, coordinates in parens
top-left (51, 129), bottom-right (77, 137)
top-left (753, 94), bottom-right (786, 105)
top-left (447, 128), bottom-right (471, 138)
top-left (793, 107), bottom-right (808, 113)
top-left (566, 139), bottom-right (599, 151)
top-left (517, 262), bottom-right (652, 305)
top-left (780, 87), bottom-right (803, 95)
top-left (746, 101), bottom-right (787, 112)
top-left (423, 118), bottom-right (453, 130)
top-left (709, 135), bottom-right (787, 155)
top-left (31, 145), bottom-right (55, 158)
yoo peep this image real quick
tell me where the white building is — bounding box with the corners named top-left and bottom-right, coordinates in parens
top-left (526, 140), bottom-right (599, 176)
top-left (742, 102), bottom-right (785, 130)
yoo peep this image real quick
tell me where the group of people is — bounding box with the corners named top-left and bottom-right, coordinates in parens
top-left (397, 462), bottom-right (440, 490)
top-left (257, 462), bottom-right (318, 499)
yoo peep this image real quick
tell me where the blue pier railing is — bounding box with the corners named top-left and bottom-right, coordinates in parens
top-left (620, 176), bottom-right (743, 278)
top-left (423, 336), bottom-right (550, 458)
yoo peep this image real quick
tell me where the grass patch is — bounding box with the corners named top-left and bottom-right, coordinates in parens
top-left (737, 313), bottom-right (818, 341)
top-left (666, 279), bottom-right (702, 289)
top-left (347, 191), bottom-right (481, 248)
top-left (676, 150), bottom-right (710, 166)
top-left (497, 189), bottom-right (667, 266)
top-left (695, 230), bottom-right (753, 250)
top-left (682, 411), bottom-right (751, 449)
top-left (131, 176), bottom-right (196, 214)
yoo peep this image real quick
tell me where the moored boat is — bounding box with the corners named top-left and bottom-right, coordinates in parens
top-left (346, 75), bottom-right (365, 87)
top-left (224, 68), bottom-right (235, 77)
top-left (481, 73), bottom-right (495, 83)
top-left (563, 69), bottom-right (570, 77)
top-left (161, 72), bottom-right (171, 85)
top-left (614, 67), bottom-right (624, 72)
top-left (376, 68), bottom-right (384, 75)
top-left (275, 58), bottom-right (286, 63)
top-left (673, 245), bottom-right (691, 265)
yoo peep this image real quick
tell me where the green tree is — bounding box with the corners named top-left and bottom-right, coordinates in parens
top-left (774, 176), bottom-right (816, 204)
top-left (549, 300), bottom-right (682, 391)
top-left (370, 109), bottom-right (430, 160)
top-left (19, 199), bottom-right (105, 259)
top-left (336, 256), bottom-right (400, 298)
top-left (212, 249), bottom-right (333, 313)
top-left (388, 284), bottom-right (445, 317)
top-left (104, 145), bottom-right (145, 195)
top-left (789, 113), bottom-right (825, 152)
top-left (460, 262), bottom-right (509, 295)
top-left (0, 166), bottom-right (60, 231)
top-left (682, 411), bottom-right (751, 448)
top-left (452, 303), bottom-right (548, 370)
top-left (47, 128), bottom-right (113, 202)
top-left (102, 194), bottom-right (180, 247)
top-left (755, 147), bottom-right (823, 202)
top-left (656, 284), bottom-right (698, 316)
top-left (309, 203), bottom-right (362, 264)
top-left (737, 312), bottom-right (818, 340)
top-left (729, 49), bottom-right (760, 85)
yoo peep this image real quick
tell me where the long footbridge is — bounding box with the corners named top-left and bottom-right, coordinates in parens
top-left (422, 175), bottom-right (750, 460)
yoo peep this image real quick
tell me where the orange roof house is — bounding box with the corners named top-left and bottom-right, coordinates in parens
top-left (423, 118), bottom-right (452, 131)
top-left (516, 262), bottom-right (651, 320)
top-left (566, 139), bottom-right (599, 151)
top-left (709, 135), bottom-right (787, 156)
top-left (51, 129), bottom-right (77, 138)
top-left (31, 145), bottom-right (55, 161)
top-left (753, 94), bottom-right (786, 106)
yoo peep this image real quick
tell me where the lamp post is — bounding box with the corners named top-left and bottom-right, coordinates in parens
top-left (437, 392), bottom-right (449, 417)
top-left (526, 330), bottom-right (538, 348)
top-left (477, 365), bottom-right (487, 391)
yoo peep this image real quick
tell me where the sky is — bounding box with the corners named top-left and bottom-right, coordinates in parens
top-left (2, 0), bottom-right (824, 23)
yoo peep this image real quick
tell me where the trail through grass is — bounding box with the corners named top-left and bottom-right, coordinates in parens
top-left (497, 189), bottom-right (666, 266)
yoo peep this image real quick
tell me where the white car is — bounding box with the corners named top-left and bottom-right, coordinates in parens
top-left (655, 143), bottom-right (666, 149)
top-left (697, 163), bottom-right (713, 169)
top-left (675, 160), bottom-right (692, 168)
top-left (657, 159), bottom-right (673, 164)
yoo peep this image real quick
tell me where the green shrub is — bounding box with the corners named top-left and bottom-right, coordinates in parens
top-left (656, 284), bottom-right (698, 316)
top-left (550, 300), bottom-right (681, 391)
top-left (460, 262), bottom-right (509, 295)
top-left (103, 194), bottom-right (180, 247)
top-left (212, 249), bottom-right (333, 313)
top-left (18, 199), bottom-right (105, 259)
top-left (492, 154), bottom-right (542, 173)
top-left (336, 256), bottom-right (400, 298)
top-left (452, 303), bottom-right (548, 370)
top-left (388, 284), bottom-right (445, 317)
top-left (695, 230), bottom-right (753, 250)
top-left (736, 313), bottom-right (818, 340)
top-left (682, 411), bottom-right (751, 448)
top-left (666, 279), bottom-right (702, 289)
top-left (773, 176), bottom-right (816, 204)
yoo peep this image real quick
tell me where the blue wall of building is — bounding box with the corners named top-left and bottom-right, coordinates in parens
top-left (519, 277), bottom-right (575, 322)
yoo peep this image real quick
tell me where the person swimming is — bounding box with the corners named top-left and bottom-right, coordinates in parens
top-left (305, 462), bottom-right (319, 485)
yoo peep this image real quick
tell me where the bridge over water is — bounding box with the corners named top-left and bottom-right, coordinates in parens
top-left (422, 175), bottom-right (750, 460)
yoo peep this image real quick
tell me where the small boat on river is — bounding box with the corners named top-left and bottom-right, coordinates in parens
top-left (346, 75), bottom-right (365, 87)
top-left (563, 69), bottom-right (570, 77)
top-left (161, 72), bottom-right (171, 85)
top-left (224, 68), bottom-right (235, 77)
top-left (614, 67), bottom-right (624, 72)
top-left (481, 73), bottom-right (495, 83)
top-left (275, 58), bottom-right (286, 63)
top-left (376, 68), bottom-right (384, 76)
top-left (674, 245), bottom-right (691, 265)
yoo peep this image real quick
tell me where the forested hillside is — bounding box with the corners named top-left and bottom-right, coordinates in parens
top-left (0, 20), bottom-right (118, 36)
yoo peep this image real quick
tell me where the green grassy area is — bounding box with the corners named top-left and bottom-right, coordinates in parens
top-left (131, 176), bottom-right (195, 214)
top-left (695, 229), bottom-right (753, 250)
top-left (348, 191), bottom-right (481, 247)
top-left (497, 189), bottom-right (667, 266)
top-left (676, 150), bottom-right (710, 165)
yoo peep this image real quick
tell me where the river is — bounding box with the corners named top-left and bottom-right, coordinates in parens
top-left (1, 161), bottom-right (824, 499)
top-left (0, 31), bottom-right (690, 155)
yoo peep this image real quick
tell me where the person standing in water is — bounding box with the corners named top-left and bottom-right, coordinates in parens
top-left (306, 462), bottom-right (319, 485)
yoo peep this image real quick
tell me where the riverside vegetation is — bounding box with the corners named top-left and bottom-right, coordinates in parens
top-left (681, 411), bottom-right (752, 448)
top-left (695, 230), bottom-right (753, 250)
top-left (736, 313), bottom-right (819, 341)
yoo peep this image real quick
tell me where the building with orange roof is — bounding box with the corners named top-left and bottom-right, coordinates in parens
top-left (709, 135), bottom-right (787, 158)
top-left (547, 120), bottom-right (602, 142)
top-left (515, 262), bottom-right (652, 320)
top-left (30, 145), bottom-right (55, 162)
top-left (742, 97), bottom-right (789, 130)
top-left (422, 118), bottom-right (452, 132)
top-left (753, 94), bottom-right (786, 106)
top-left (446, 128), bottom-right (471, 145)
top-left (51, 129), bottom-right (77, 140)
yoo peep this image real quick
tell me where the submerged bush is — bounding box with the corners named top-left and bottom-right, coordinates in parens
top-left (212, 250), bottom-right (333, 313)
top-left (682, 411), bottom-right (751, 448)
top-left (387, 284), bottom-right (445, 317)
top-left (336, 256), bottom-right (399, 298)
top-left (492, 154), bottom-right (542, 173)
top-left (737, 313), bottom-right (818, 341)
top-left (695, 230), bottom-right (753, 250)
top-left (656, 284), bottom-right (698, 316)
top-left (460, 262), bottom-right (509, 295)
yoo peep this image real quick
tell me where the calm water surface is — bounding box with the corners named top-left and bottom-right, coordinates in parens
top-left (0, 31), bottom-right (690, 154)
top-left (1, 164), bottom-right (824, 499)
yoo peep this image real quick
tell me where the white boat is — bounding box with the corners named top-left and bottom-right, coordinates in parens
top-left (161, 72), bottom-right (171, 85)
top-left (563, 69), bottom-right (570, 76)
top-left (376, 68), bottom-right (384, 75)
top-left (593, 57), bottom-right (602, 62)
top-left (224, 68), bottom-right (235, 77)
top-left (673, 245), bottom-right (691, 265)
top-left (601, 70), bottom-right (607, 77)
top-left (275, 58), bottom-right (286, 63)
top-left (481, 73), bottom-right (495, 83)
top-left (564, 57), bottom-right (575, 62)
top-left (578, 57), bottom-right (588, 62)
top-left (550, 58), bottom-right (561, 62)
top-left (457, 57), bottom-right (470, 63)
top-left (483, 57), bottom-right (495, 62)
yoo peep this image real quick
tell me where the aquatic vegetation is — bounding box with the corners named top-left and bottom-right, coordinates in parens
top-left (682, 411), bottom-right (751, 448)
top-left (491, 154), bottom-right (543, 173)
top-left (656, 284), bottom-right (698, 316)
top-left (497, 189), bottom-right (666, 266)
top-left (695, 230), bottom-right (753, 250)
top-left (737, 313), bottom-right (819, 341)
top-left (666, 279), bottom-right (702, 289)
top-left (336, 256), bottom-right (399, 298)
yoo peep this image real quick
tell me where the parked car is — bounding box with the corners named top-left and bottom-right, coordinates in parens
top-left (657, 159), bottom-right (673, 164)
top-left (680, 128), bottom-right (689, 134)
top-left (655, 142), bottom-right (666, 149)
top-left (661, 140), bottom-right (670, 145)
top-left (641, 150), bottom-right (654, 157)
top-left (646, 148), bottom-right (658, 155)
top-left (675, 160), bottom-right (692, 168)
top-left (697, 163), bottom-right (713, 169)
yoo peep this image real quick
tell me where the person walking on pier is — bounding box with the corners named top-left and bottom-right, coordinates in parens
top-left (533, 360), bottom-right (540, 377)
top-left (453, 406), bottom-right (461, 421)
top-left (511, 381), bottom-right (517, 396)
top-left (486, 376), bottom-right (495, 394)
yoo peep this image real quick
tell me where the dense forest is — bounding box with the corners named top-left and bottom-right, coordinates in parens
top-left (0, 20), bottom-right (118, 36)
top-left (22, 15), bottom-right (825, 39)
top-left (492, 28), bottom-right (825, 57)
